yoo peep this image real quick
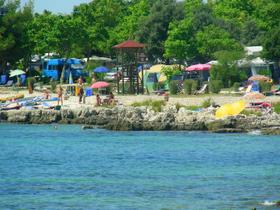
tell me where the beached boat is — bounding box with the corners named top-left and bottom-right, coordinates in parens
top-left (1, 102), bottom-right (21, 111)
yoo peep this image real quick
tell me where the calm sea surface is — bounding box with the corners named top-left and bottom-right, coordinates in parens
top-left (0, 124), bottom-right (280, 210)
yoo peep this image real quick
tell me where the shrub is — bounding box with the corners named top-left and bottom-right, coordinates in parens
top-left (183, 79), bottom-right (198, 95)
top-left (209, 80), bottom-right (223, 93)
top-left (183, 80), bottom-right (193, 95)
top-left (169, 81), bottom-right (179, 95)
top-left (273, 102), bottom-right (280, 114)
top-left (259, 81), bottom-right (272, 92)
top-left (192, 80), bottom-right (198, 93)
top-left (232, 82), bottom-right (241, 92)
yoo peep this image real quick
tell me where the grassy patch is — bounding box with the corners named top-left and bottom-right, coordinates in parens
top-left (201, 98), bottom-right (213, 108)
top-left (185, 105), bottom-right (201, 111)
top-left (241, 109), bottom-right (262, 116)
top-left (131, 99), bottom-right (166, 112)
top-left (273, 102), bottom-right (280, 114)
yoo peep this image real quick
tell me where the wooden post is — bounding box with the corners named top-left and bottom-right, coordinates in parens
top-left (117, 66), bottom-right (119, 94)
top-left (122, 65), bottom-right (125, 95)
top-left (141, 65), bottom-right (144, 94)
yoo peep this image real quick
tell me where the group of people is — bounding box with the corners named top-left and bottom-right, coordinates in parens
top-left (96, 92), bottom-right (115, 106)
top-left (53, 76), bottom-right (116, 107)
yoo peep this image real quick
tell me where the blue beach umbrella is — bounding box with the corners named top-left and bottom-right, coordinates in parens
top-left (93, 66), bottom-right (109, 73)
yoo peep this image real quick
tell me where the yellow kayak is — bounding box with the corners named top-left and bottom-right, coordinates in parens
top-left (0, 94), bottom-right (24, 103)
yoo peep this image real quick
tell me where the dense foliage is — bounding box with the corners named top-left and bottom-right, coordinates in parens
top-left (0, 0), bottom-right (279, 71)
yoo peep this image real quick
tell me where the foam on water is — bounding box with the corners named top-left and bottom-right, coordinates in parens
top-left (248, 130), bottom-right (262, 135)
top-left (261, 201), bottom-right (276, 206)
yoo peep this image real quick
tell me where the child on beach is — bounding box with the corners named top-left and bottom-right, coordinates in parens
top-left (108, 92), bottom-right (115, 105)
top-left (96, 94), bottom-right (101, 106)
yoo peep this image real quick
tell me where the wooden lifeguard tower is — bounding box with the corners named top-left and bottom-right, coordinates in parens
top-left (113, 40), bottom-right (146, 94)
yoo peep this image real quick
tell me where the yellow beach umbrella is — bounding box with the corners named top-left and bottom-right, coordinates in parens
top-left (215, 100), bottom-right (246, 119)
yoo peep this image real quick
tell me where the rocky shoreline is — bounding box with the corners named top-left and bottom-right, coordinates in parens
top-left (1, 106), bottom-right (280, 135)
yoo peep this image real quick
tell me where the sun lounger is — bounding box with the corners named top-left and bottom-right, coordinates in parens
top-left (5, 80), bottom-right (13, 87)
top-left (194, 84), bottom-right (208, 95)
top-left (153, 89), bottom-right (167, 95)
top-left (246, 102), bottom-right (272, 109)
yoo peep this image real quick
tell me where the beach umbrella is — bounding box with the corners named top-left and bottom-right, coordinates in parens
top-left (9, 69), bottom-right (26, 77)
top-left (147, 64), bottom-right (179, 82)
top-left (185, 64), bottom-right (211, 71)
top-left (91, 81), bottom-right (110, 89)
top-left (248, 75), bottom-right (270, 82)
top-left (244, 92), bottom-right (266, 100)
top-left (148, 64), bottom-right (167, 73)
top-left (93, 66), bottom-right (109, 73)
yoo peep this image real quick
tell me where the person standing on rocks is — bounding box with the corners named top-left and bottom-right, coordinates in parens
top-left (78, 85), bottom-right (84, 104)
top-left (96, 94), bottom-right (101, 106)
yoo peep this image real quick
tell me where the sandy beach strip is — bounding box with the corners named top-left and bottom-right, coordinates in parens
top-left (1, 87), bottom-right (280, 108)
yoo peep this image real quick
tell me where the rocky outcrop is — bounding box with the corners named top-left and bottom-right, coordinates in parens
top-left (1, 105), bottom-right (280, 134)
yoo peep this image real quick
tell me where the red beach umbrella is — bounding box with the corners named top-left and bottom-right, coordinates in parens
top-left (91, 81), bottom-right (110, 89)
top-left (185, 64), bottom-right (211, 71)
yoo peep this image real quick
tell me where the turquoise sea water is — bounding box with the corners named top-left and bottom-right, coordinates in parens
top-left (0, 124), bottom-right (280, 210)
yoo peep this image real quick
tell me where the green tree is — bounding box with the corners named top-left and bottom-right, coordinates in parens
top-left (161, 66), bottom-right (181, 82)
top-left (164, 1), bottom-right (214, 63)
top-left (262, 25), bottom-right (280, 82)
top-left (195, 25), bottom-right (242, 61)
top-left (73, 0), bottom-right (127, 57)
top-left (54, 15), bottom-right (85, 83)
top-left (26, 11), bottom-right (59, 55)
top-left (114, 0), bottom-right (150, 42)
top-left (0, 0), bottom-right (33, 68)
top-left (137, 0), bottom-right (184, 62)
top-left (210, 50), bottom-right (246, 87)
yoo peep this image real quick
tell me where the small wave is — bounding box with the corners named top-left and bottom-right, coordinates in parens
top-left (261, 200), bottom-right (276, 206)
top-left (248, 130), bottom-right (262, 135)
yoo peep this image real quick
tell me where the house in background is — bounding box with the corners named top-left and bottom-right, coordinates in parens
top-left (244, 46), bottom-right (274, 77)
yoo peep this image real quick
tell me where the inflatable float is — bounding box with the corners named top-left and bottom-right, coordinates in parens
top-left (215, 100), bottom-right (246, 119)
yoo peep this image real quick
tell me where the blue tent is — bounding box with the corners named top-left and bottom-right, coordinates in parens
top-left (48, 59), bottom-right (64, 65)
top-left (94, 66), bottom-right (109, 73)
